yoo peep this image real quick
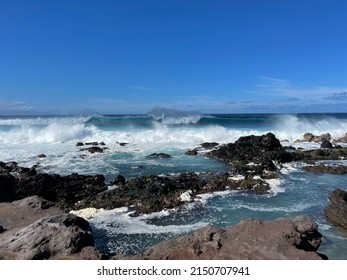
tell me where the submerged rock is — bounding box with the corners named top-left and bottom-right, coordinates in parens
top-left (79, 146), bottom-right (104, 153)
top-left (127, 216), bottom-right (324, 260)
top-left (324, 189), bottom-right (347, 229)
top-left (37, 154), bottom-right (46, 158)
top-left (185, 149), bottom-right (198, 156)
top-left (146, 153), bottom-right (172, 158)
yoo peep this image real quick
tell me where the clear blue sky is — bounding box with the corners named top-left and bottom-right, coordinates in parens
top-left (1, 0), bottom-right (346, 115)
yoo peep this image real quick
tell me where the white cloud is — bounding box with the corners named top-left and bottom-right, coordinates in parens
top-left (127, 85), bottom-right (153, 92)
top-left (253, 76), bottom-right (347, 100)
top-left (0, 100), bottom-right (34, 114)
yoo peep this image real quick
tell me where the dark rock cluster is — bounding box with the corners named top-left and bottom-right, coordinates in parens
top-left (0, 161), bottom-right (106, 209)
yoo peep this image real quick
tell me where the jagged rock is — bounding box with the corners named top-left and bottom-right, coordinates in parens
top-left (336, 133), bottom-right (347, 143)
top-left (0, 225), bottom-right (5, 234)
top-left (85, 142), bottom-right (99, 146)
top-left (321, 140), bottom-right (333, 149)
top-left (206, 133), bottom-right (289, 164)
top-left (303, 133), bottom-right (331, 143)
top-left (37, 154), bottom-right (46, 158)
top-left (110, 175), bottom-right (126, 186)
top-left (12, 172), bottom-right (106, 209)
top-left (200, 142), bottom-right (219, 149)
top-left (99, 142), bottom-right (106, 146)
top-left (11, 195), bottom-right (53, 209)
top-left (303, 165), bottom-right (347, 174)
top-left (0, 214), bottom-right (94, 260)
top-left (117, 142), bottom-right (129, 146)
top-left (185, 149), bottom-right (198, 156)
top-left (293, 148), bottom-right (347, 160)
top-left (77, 172), bottom-right (270, 214)
top-left (324, 189), bottom-right (347, 229)
top-left (303, 133), bottom-right (315, 142)
top-left (129, 216), bottom-right (324, 260)
top-left (76, 142), bottom-right (84, 146)
top-left (79, 146), bottom-right (104, 153)
top-left (146, 153), bottom-right (172, 158)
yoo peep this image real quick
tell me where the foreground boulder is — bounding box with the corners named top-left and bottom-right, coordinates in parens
top-left (125, 216), bottom-right (324, 260)
top-left (0, 214), bottom-right (96, 260)
top-left (324, 189), bottom-right (347, 229)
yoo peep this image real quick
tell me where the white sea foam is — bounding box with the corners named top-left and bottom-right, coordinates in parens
top-left (266, 178), bottom-right (285, 194)
top-left (280, 162), bottom-right (301, 174)
top-left (272, 114), bottom-right (347, 142)
top-left (70, 207), bottom-right (105, 219)
top-left (239, 201), bottom-right (310, 213)
top-left (0, 116), bottom-right (91, 126)
top-left (194, 189), bottom-right (235, 205)
top-left (89, 207), bottom-right (208, 235)
top-left (0, 123), bottom-right (93, 144)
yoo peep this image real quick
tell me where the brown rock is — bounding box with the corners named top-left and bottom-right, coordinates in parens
top-left (0, 214), bottom-right (94, 260)
top-left (324, 189), bottom-right (347, 229)
top-left (130, 216), bottom-right (324, 260)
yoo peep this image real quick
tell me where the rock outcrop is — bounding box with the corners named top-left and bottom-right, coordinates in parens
top-left (303, 164), bottom-right (347, 174)
top-left (76, 172), bottom-right (271, 214)
top-left (125, 216), bottom-right (325, 260)
top-left (0, 196), bottom-right (103, 260)
top-left (0, 162), bottom-right (106, 209)
top-left (0, 214), bottom-right (96, 260)
top-left (303, 133), bottom-right (331, 143)
top-left (324, 189), bottom-right (347, 229)
top-left (146, 153), bottom-right (172, 158)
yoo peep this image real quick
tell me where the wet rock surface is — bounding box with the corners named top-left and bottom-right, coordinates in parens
top-left (303, 164), bottom-right (347, 174)
top-left (0, 161), bottom-right (106, 210)
top-left (76, 172), bottom-right (271, 214)
top-left (146, 153), bottom-right (172, 158)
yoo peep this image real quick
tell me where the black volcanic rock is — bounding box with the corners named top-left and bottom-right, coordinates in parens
top-left (146, 153), bottom-right (172, 158)
top-left (321, 140), bottom-right (333, 149)
top-left (206, 133), bottom-right (286, 164)
top-left (200, 142), bottom-right (219, 149)
top-left (0, 173), bottom-right (16, 202)
top-left (79, 146), bottom-right (104, 153)
top-left (303, 164), bottom-right (347, 174)
top-left (110, 175), bottom-right (126, 186)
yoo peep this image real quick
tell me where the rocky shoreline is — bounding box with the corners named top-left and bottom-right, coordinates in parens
top-left (1, 132), bottom-right (347, 259)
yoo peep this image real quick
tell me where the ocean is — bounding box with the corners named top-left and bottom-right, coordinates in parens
top-left (1, 110), bottom-right (347, 259)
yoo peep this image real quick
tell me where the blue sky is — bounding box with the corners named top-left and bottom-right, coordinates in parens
top-left (0, 0), bottom-right (346, 114)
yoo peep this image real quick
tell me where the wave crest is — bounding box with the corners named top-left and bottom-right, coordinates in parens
top-left (149, 107), bottom-right (202, 125)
